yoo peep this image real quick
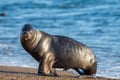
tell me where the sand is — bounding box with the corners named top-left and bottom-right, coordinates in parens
top-left (0, 65), bottom-right (117, 80)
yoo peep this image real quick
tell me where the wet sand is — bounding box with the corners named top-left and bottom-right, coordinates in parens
top-left (0, 65), bottom-right (116, 80)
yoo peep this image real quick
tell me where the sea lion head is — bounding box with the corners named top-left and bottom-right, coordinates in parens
top-left (21, 24), bottom-right (35, 42)
top-left (20, 24), bottom-right (41, 53)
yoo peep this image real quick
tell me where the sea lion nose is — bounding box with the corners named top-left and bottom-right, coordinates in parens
top-left (23, 31), bottom-right (27, 35)
top-left (22, 31), bottom-right (29, 37)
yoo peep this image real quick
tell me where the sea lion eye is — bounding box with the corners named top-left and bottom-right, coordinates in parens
top-left (30, 30), bottom-right (32, 33)
top-left (30, 30), bottom-right (33, 34)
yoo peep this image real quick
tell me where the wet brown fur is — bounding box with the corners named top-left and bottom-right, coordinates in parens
top-left (20, 24), bottom-right (97, 76)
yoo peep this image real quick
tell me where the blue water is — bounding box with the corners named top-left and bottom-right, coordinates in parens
top-left (0, 0), bottom-right (120, 79)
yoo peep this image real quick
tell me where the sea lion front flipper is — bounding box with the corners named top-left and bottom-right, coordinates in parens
top-left (48, 55), bottom-right (57, 76)
top-left (51, 68), bottom-right (58, 76)
top-left (38, 54), bottom-right (56, 76)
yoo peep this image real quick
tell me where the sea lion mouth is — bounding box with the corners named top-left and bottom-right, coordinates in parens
top-left (22, 31), bottom-right (32, 41)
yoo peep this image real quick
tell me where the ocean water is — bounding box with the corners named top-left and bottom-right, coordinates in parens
top-left (0, 0), bottom-right (120, 79)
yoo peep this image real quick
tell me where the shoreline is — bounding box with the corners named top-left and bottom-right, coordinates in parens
top-left (0, 65), bottom-right (117, 80)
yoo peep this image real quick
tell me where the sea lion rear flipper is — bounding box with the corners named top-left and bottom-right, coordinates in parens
top-left (74, 68), bottom-right (84, 75)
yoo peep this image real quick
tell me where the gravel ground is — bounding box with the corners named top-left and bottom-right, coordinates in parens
top-left (0, 65), bottom-right (117, 80)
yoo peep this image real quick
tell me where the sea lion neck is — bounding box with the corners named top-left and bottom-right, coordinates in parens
top-left (32, 31), bottom-right (52, 55)
top-left (21, 30), bottom-right (42, 53)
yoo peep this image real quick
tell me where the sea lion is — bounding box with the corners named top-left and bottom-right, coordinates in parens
top-left (20, 24), bottom-right (97, 76)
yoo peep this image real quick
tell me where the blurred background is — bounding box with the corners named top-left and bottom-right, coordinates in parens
top-left (0, 0), bottom-right (120, 79)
